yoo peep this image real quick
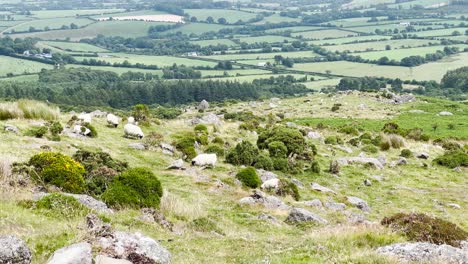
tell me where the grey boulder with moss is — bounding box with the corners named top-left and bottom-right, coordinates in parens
top-left (286, 208), bottom-right (328, 224)
top-left (47, 242), bottom-right (92, 264)
top-left (377, 242), bottom-right (468, 263)
top-left (34, 192), bottom-right (113, 214)
top-left (347, 196), bottom-right (371, 212)
top-left (0, 235), bottom-right (31, 264)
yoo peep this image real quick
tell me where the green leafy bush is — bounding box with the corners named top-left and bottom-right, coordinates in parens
top-left (258, 126), bottom-right (305, 155)
top-left (153, 106), bottom-right (182, 119)
top-left (175, 134), bottom-right (197, 161)
top-left (331, 103), bottom-right (341, 112)
top-left (254, 154), bottom-right (274, 171)
top-left (49, 122), bottom-right (63, 135)
top-left (212, 136), bottom-right (224, 145)
top-left (380, 141), bottom-right (391, 151)
top-left (194, 124), bottom-right (208, 134)
top-left (382, 213), bottom-right (468, 247)
top-left (310, 160), bottom-right (321, 174)
top-left (268, 141), bottom-right (288, 158)
top-left (33, 193), bottom-right (90, 219)
top-left (143, 132), bottom-right (164, 149)
top-left (324, 136), bottom-right (342, 145)
top-left (235, 167), bottom-right (260, 188)
top-left (362, 145), bottom-right (378, 154)
top-left (82, 123), bottom-right (97, 138)
top-left (25, 126), bottom-right (48, 138)
top-left (102, 167), bottom-right (163, 209)
top-left (196, 134), bottom-right (209, 145)
top-left (400, 149), bottom-right (413, 158)
top-left (205, 144), bottom-right (225, 157)
top-left (433, 150), bottom-right (468, 168)
top-left (28, 152), bottom-right (86, 193)
top-left (339, 125), bottom-right (359, 136)
top-left (272, 158), bottom-right (288, 172)
top-left (276, 179), bottom-right (300, 201)
top-left (226, 141), bottom-right (259, 166)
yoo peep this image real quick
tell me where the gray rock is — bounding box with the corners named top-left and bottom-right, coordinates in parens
top-left (291, 178), bottom-right (304, 189)
top-left (408, 109), bottom-right (425, 113)
top-left (397, 157), bottom-right (407, 165)
top-left (166, 159), bottom-right (185, 170)
top-left (303, 199), bottom-right (323, 208)
top-left (86, 214), bottom-right (112, 237)
top-left (97, 231), bottom-right (171, 264)
top-left (347, 196), bottom-right (371, 212)
top-left (95, 255), bottom-right (132, 264)
top-left (453, 167), bottom-right (462, 173)
top-left (34, 192), bottom-right (113, 214)
top-left (307, 131), bottom-right (322, 139)
top-left (447, 203), bottom-right (461, 209)
top-left (372, 175), bottom-right (383, 182)
top-left (417, 152), bottom-right (429, 159)
top-left (439, 111), bottom-right (453, 116)
top-left (325, 201), bottom-right (346, 211)
top-left (363, 179), bottom-right (372, 186)
top-left (4, 124), bottom-right (19, 134)
top-left (336, 145), bottom-right (353, 154)
top-left (311, 182), bottom-right (337, 195)
top-left (239, 190), bottom-right (289, 210)
top-left (198, 99), bottom-right (209, 111)
top-left (377, 242), bottom-right (468, 264)
top-left (257, 213), bottom-right (279, 224)
top-left (286, 122), bottom-right (296, 127)
top-left (0, 236), bottom-right (31, 264)
top-left (345, 212), bottom-right (368, 224)
top-left (160, 143), bottom-right (174, 153)
top-left (47, 242), bottom-right (92, 264)
top-left (128, 143), bottom-right (146, 150)
top-left (202, 113), bottom-right (221, 126)
top-left (257, 169), bottom-right (278, 183)
top-left (393, 94), bottom-right (415, 104)
top-left (285, 208), bottom-right (327, 224)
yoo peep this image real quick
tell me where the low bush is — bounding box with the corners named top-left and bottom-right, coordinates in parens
top-left (254, 153), bottom-right (274, 171)
top-left (257, 126), bottom-right (306, 155)
top-left (268, 141), bottom-right (288, 158)
top-left (381, 213), bottom-right (468, 247)
top-left (102, 167), bottom-right (163, 209)
top-left (153, 107), bottom-right (182, 119)
top-left (82, 123), bottom-right (97, 138)
top-left (226, 141), bottom-right (259, 166)
top-left (175, 134), bottom-right (197, 161)
top-left (338, 125), bottom-right (359, 136)
top-left (33, 193), bottom-right (90, 219)
top-left (143, 132), bottom-right (164, 149)
top-left (276, 179), bottom-right (300, 201)
top-left (190, 217), bottom-right (224, 235)
top-left (236, 167), bottom-right (260, 188)
top-left (310, 160), bottom-right (320, 174)
top-left (205, 144), bottom-right (225, 157)
top-left (194, 124), bottom-right (208, 134)
top-left (28, 152), bottom-right (86, 193)
top-left (25, 126), bottom-right (48, 138)
top-left (362, 145), bottom-right (378, 154)
top-left (49, 122), bottom-right (63, 136)
top-left (272, 158), bottom-right (288, 172)
top-left (400, 149), bottom-right (413, 158)
top-left (433, 150), bottom-right (468, 168)
top-left (196, 134), bottom-right (209, 145)
top-left (331, 103), bottom-right (341, 112)
top-left (212, 137), bottom-right (224, 145)
top-left (287, 159), bottom-right (304, 175)
top-left (324, 136), bottom-right (342, 145)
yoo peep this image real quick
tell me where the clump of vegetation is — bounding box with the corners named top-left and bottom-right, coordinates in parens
top-left (25, 126), bottom-right (48, 138)
top-left (400, 149), bottom-right (413, 158)
top-left (276, 179), bottom-right (300, 201)
top-left (324, 136), bottom-right (342, 145)
top-left (433, 150), bottom-right (468, 168)
top-left (268, 141), bottom-right (288, 158)
top-left (380, 134), bottom-right (404, 150)
top-left (362, 145), bottom-right (378, 154)
top-left (72, 150), bottom-right (128, 196)
top-left (310, 160), bottom-right (321, 174)
top-left (143, 132), bottom-right (164, 150)
top-left (174, 133), bottom-right (197, 161)
top-left (0, 100), bottom-right (59, 121)
top-left (205, 144), bottom-right (225, 157)
top-left (102, 167), bottom-right (163, 209)
top-left (331, 103), bottom-right (341, 112)
top-left (190, 217), bottom-right (224, 235)
top-left (235, 167), bottom-right (260, 188)
top-left (82, 123), bottom-right (98, 138)
top-left (32, 193), bottom-right (90, 219)
top-left (338, 125), bottom-right (359, 136)
top-left (272, 158), bottom-right (288, 172)
top-left (254, 153), bottom-right (274, 171)
top-left (194, 124), bottom-right (208, 134)
top-left (258, 126), bottom-right (306, 155)
top-left (153, 106), bottom-right (182, 119)
top-left (212, 136), bottom-right (224, 145)
top-left (28, 152), bottom-right (86, 193)
top-left (49, 122), bottom-right (63, 136)
top-left (226, 141), bottom-right (259, 166)
top-left (381, 213), bottom-right (468, 247)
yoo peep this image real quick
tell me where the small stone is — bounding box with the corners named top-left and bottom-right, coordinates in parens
top-left (291, 179), bottom-right (304, 189)
top-left (167, 159), bottom-right (185, 170)
top-left (257, 170), bottom-right (278, 183)
top-left (325, 201), bottom-right (346, 211)
top-left (303, 199), bottom-right (323, 208)
top-left (417, 152), bottom-right (429, 159)
top-left (311, 182), bottom-right (337, 195)
top-left (438, 111), bottom-right (453, 116)
top-left (4, 124), bottom-right (19, 134)
top-left (447, 203), bottom-right (461, 209)
top-left (128, 143), bottom-right (146, 150)
top-left (363, 179), bottom-right (372, 186)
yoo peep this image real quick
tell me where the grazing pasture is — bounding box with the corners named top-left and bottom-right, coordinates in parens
top-left (253, 14), bottom-right (301, 24)
top-left (265, 26), bottom-right (323, 33)
top-left (308, 35), bottom-right (392, 46)
top-left (292, 29), bottom-right (358, 40)
top-left (413, 27), bottom-right (468, 37)
top-left (183, 9), bottom-right (258, 24)
top-left (203, 50), bottom-right (320, 61)
top-left (96, 14), bottom-right (184, 23)
top-left (323, 39), bottom-right (439, 52)
top-left (355, 44), bottom-right (467, 61)
top-left (74, 53), bottom-right (217, 67)
top-left (190, 39), bottom-right (238, 47)
top-left (6, 17), bottom-right (94, 33)
top-left (236, 35), bottom-right (296, 44)
top-left (0, 56), bottom-right (53, 76)
top-left (164, 23), bottom-right (237, 35)
top-left (30, 9), bottom-right (125, 19)
top-left (37, 41), bottom-right (109, 53)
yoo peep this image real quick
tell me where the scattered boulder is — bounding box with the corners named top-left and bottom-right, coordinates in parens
top-left (393, 94), bottom-right (415, 104)
top-left (166, 159), bottom-right (185, 170)
top-left (303, 199), bottom-right (323, 208)
top-left (0, 235), bottom-right (31, 264)
top-left (344, 211), bottom-right (368, 225)
top-left (310, 182), bottom-right (337, 195)
top-left (307, 131), bottom-right (322, 139)
top-left (285, 208), bottom-right (327, 224)
top-left (336, 145), bottom-right (352, 154)
top-left (201, 113), bottom-right (221, 126)
top-left (261, 178), bottom-right (279, 190)
top-left (347, 196), bottom-right (371, 212)
top-left (291, 178), bottom-right (304, 189)
top-left (257, 213), bottom-right (280, 225)
top-left (47, 242), bottom-right (92, 264)
top-left (363, 179), bottom-right (372, 186)
top-left (417, 152), bottom-right (429, 159)
top-left (198, 100), bottom-right (209, 111)
top-left (447, 203), bottom-right (461, 209)
top-left (390, 157), bottom-right (407, 167)
top-left (95, 255), bottom-right (132, 264)
top-left (4, 124), bottom-right (19, 134)
top-left (438, 111), bottom-right (453, 116)
top-left (325, 201), bottom-right (346, 211)
top-left (257, 170), bottom-right (278, 183)
top-left (86, 214), bottom-right (112, 238)
top-left (239, 190), bottom-right (289, 210)
top-left (138, 208), bottom-right (173, 231)
top-left (286, 122), bottom-right (296, 127)
top-left (372, 175), bottom-right (383, 182)
top-left (160, 143), bottom-right (175, 155)
top-left (377, 242), bottom-right (468, 264)
top-left (90, 110), bottom-right (107, 118)
top-left (128, 143), bottom-right (146, 150)
top-left (97, 231), bottom-right (171, 264)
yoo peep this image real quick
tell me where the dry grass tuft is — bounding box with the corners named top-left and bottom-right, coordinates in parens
top-left (0, 100), bottom-right (59, 121)
top-left (160, 191), bottom-right (206, 221)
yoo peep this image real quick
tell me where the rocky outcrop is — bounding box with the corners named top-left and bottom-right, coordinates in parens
top-left (347, 196), bottom-right (371, 212)
top-left (239, 190), bottom-right (289, 210)
top-left (4, 124), bottom-right (19, 134)
top-left (0, 236), bottom-right (31, 264)
top-left (310, 182), bottom-right (337, 195)
top-left (166, 159), bottom-right (185, 170)
top-left (377, 242), bottom-right (468, 264)
top-left (257, 170), bottom-right (278, 183)
top-left (47, 242), bottom-right (92, 264)
top-left (285, 208), bottom-right (327, 224)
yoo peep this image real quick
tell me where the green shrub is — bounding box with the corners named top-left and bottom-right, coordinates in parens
top-left (132, 104), bottom-right (150, 121)
top-left (254, 154), bottom-right (274, 171)
top-left (258, 127), bottom-right (305, 155)
top-left (102, 167), bottom-right (163, 209)
top-left (239, 121), bottom-right (259, 131)
top-left (348, 137), bottom-right (360, 147)
top-left (196, 134), bottom-right (209, 145)
top-left (441, 141), bottom-right (461, 151)
top-left (49, 122), bottom-right (63, 135)
top-left (272, 158), bottom-right (288, 172)
top-left (33, 193), bottom-right (90, 219)
top-left (153, 106), bottom-right (182, 119)
top-left (226, 141), bottom-right (259, 166)
top-left (433, 150), bottom-right (468, 168)
top-left (362, 145), bottom-right (378, 154)
top-left (25, 126), bottom-right (48, 138)
top-left (190, 217), bottom-right (224, 235)
top-left (28, 152), bottom-right (86, 193)
top-left (331, 104), bottom-right (341, 112)
top-left (287, 159), bottom-right (304, 175)
top-left (268, 141), bottom-right (288, 158)
top-left (310, 160), bottom-right (320, 174)
top-left (143, 132), bottom-right (164, 149)
top-left (381, 213), bottom-right (468, 247)
top-left (338, 125), bottom-right (359, 136)
top-left (360, 133), bottom-right (373, 140)
top-left (324, 136), bottom-right (341, 145)
top-left (205, 144), bottom-right (225, 157)
top-left (400, 149), bottom-right (413, 158)
top-left (194, 124), bottom-right (208, 134)
top-left (212, 137), bottom-right (224, 145)
top-left (82, 123), bottom-right (97, 138)
top-left (175, 134), bottom-right (197, 161)
top-left (236, 167), bottom-right (260, 188)
top-left (380, 140), bottom-right (391, 151)
top-left (276, 179), bottom-right (300, 201)
top-left (382, 122), bottom-right (407, 137)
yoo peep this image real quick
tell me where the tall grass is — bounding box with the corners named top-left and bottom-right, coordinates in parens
top-left (160, 191), bottom-right (206, 221)
top-left (0, 156), bottom-right (12, 188)
top-left (0, 100), bottom-right (59, 121)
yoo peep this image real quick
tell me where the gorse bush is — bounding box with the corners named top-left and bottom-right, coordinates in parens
top-left (433, 150), bottom-right (468, 168)
top-left (25, 126), bottom-right (48, 138)
top-left (205, 144), bottom-right (225, 157)
top-left (102, 167), bottom-right (163, 209)
top-left (382, 213), bottom-right (468, 247)
top-left (143, 132), bottom-right (164, 149)
top-left (400, 149), bottom-right (413, 158)
top-left (324, 136), bottom-right (342, 145)
top-left (49, 122), bottom-right (63, 136)
top-left (310, 160), bottom-right (321, 174)
top-left (268, 141), bottom-right (288, 158)
top-left (28, 152), bottom-right (86, 193)
top-left (212, 136), bottom-right (224, 145)
top-left (362, 145), bottom-right (378, 154)
top-left (82, 123), bottom-right (97, 138)
top-left (175, 133), bottom-right (197, 161)
top-left (236, 167), bottom-right (260, 188)
top-left (194, 124), bottom-right (208, 134)
top-left (258, 126), bottom-right (306, 155)
top-left (338, 125), bottom-right (359, 136)
top-left (226, 141), bottom-right (259, 166)
top-left (254, 153), bottom-right (274, 171)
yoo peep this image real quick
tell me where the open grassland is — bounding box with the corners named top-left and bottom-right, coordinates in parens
top-left (292, 29), bottom-right (358, 40)
top-left (342, 0), bottom-right (395, 9)
top-left (293, 52), bottom-right (468, 81)
top-left (38, 41), bottom-right (109, 53)
top-left (253, 14), bottom-right (301, 24)
top-left (308, 35), bottom-right (392, 46)
top-left (74, 53), bottom-right (217, 67)
top-left (203, 50), bottom-right (320, 61)
top-left (387, 0), bottom-right (451, 9)
top-left (30, 9), bottom-right (125, 19)
top-left (8, 21), bottom-right (172, 40)
top-left (348, 24), bottom-right (445, 34)
top-left (164, 23), bottom-right (237, 35)
top-left (190, 38), bottom-right (238, 47)
top-left (355, 44), bottom-right (467, 61)
top-left (65, 65), bottom-right (163, 76)
top-left (92, 10), bottom-right (168, 19)
top-left (323, 39), bottom-right (439, 52)
top-left (0, 74), bottom-right (39, 82)
top-left (265, 26), bottom-right (324, 33)
top-left (7, 17), bottom-right (94, 32)
top-left (303, 78), bottom-right (342, 90)
top-left (323, 17), bottom-right (388, 27)
top-left (236, 35), bottom-right (296, 44)
top-left (0, 56), bottom-right (52, 76)
top-left (199, 68), bottom-right (271, 77)
top-left (183, 9), bottom-right (257, 24)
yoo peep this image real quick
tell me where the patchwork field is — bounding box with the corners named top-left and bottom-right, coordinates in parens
top-left (355, 44), bottom-right (467, 61)
top-left (164, 23), bottom-right (237, 35)
top-left (96, 15), bottom-right (184, 23)
top-left (292, 29), bottom-right (358, 40)
top-left (413, 27), bottom-right (468, 37)
top-left (74, 53), bottom-right (218, 67)
top-left (183, 9), bottom-right (258, 24)
top-left (0, 56), bottom-right (53, 76)
top-left (323, 39), bottom-right (439, 52)
top-left (203, 51), bottom-right (320, 61)
top-left (190, 39), bottom-right (238, 47)
top-left (37, 41), bottom-right (109, 53)
top-left (308, 35), bottom-right (393, 46)
top-left (30, 9), bottom-right (125, 19)
top-left (236, 35), bottom-right (296, 44)
top-left (6, 17), bottom-right (94, 33)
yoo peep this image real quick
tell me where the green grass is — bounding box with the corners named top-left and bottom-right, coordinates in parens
top-left (0, 56), bottom-right (53, 76)
top-left (355, 44), bottom-right (467, 61)
top-left (203, 50), bottom-right (320, 61)
top-left (164, 23), bottom-right (238, 35)
top-left (265, 26), bottom-right (324, 33)
top-left (206, 73), bottom-right (321, 82)
top-left (387, 0), bottom-right (452, 9)
top-left (6, 17), bottom-right (94, 33)
top-left (30, 9), bottom-right (125, 19)
top-left (253, 14), bottom-right (301, 24)
top-left (413, 27), bottom-right (468, 37)
top-left (38, 41), bottom-right (109, 53)
top-left (308, 35), bottom-right (392, 46)
top-left (183, 9), bottom-right (257, 24)
top-left (292, 29), bottom-right (358, 40)
top-left (236, 35), bottom-right (296, 44)
top-left (92, 10), bottom-right (168, 19)
top-left (66, 65), bottom-right (163, 76)
top-left (190, 38), bottom-right (238, 47)
top-left (73, 53), bottom-right (217, 67)
top-left (323, 39), bottom-right (439, 53)
top-left (348, 24), bottom-right (445, 34)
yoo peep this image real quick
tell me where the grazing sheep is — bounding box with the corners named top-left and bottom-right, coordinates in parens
top-left (127, 116), bottom-right (136, 124)
top-left (124, 124), bottom-right (144, 139)
top-left (78, 113), bottom-right (92, 123)
top-left (191, 154), bottom-right (217, 167)
top-left (106, 113), bottom-right (119, 128)
top-left (73, 125), bottom-right (90, 136)
top-left (261, 178), bottom-right (280, 190)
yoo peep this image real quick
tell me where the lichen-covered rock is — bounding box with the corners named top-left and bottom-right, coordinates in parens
top-left (0, 236), bottom-right (31, 264)
top-left (347, 196), bottom-right (371, 212)
top-left (377, 242), bottom-right (468, 264)
top-left (4, 124), bottom-right (19, 134)
top-left (128, 143), bottom-right (146, 150)
top-left (325, 201), bottom-right (346, 211)
top-left (257, 169), bottom-right (278, 183)
top-left (285, 208), bottom-right (327, 224)
top-left (47, 242), bottom-right (92, 264)
top-left (239, 190), bottom-right (289, 210)
top-left (167, 159), bottom-right (185, 170)
top-left (303, 199), bottom-right (323, 208)
top-left (95, 255), bottom-right (132, 264)
top-left (310, 182), bottom-right (337, 195)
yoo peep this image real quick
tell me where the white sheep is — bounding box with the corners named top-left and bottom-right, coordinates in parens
top-left (127, 116), bottom-right (136, 124)
top-left (261, 178), bottom-right (279, 190)
top-left (78, 113), bottom-right (92, 123)
top-left (191, 154), bottom-right (217, 167)
top-left (124, 123), bottom-right (144, 139)
top-left (106, 113), bottom-right (119, 128)
top-left (73, 125), bottom-right (90, 136)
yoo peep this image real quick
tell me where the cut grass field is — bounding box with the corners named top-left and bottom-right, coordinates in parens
top-left (37, 41), bottom-right (109, 53)
top-left (265, 26), bottom-right (324, 33)
top-left (253, 13), bottom-right (301, 24)
top-left (30, 9), bottom-right (126, 19)
top-left (236, 35), bottom-right (296, 44)
top-left (292, 29), bottom-right (358, 40)
top-left (190, 38), bottom-right (238, 47)
top-left (354, 44), bottom-right (467, 61)
top-left (183, 9), bottom-right (257, 24)
top-left (413, 27), bottom-right (468, 37)
top-left (7, 17), bottom-right (94, 33)
top-left (0, 56), bottom-right (53, 76)
top-left (323, 39), bottom-right (439, 52)
top-left (308, 35), bottom-right (392, 46)
top-left (203, 50), bottom-right (320, 61)
top-left (164, 23), bottom-right (238, 35)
